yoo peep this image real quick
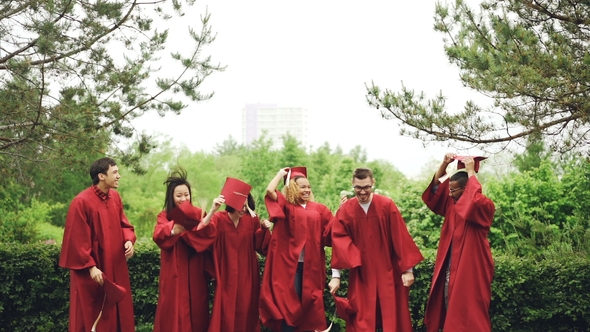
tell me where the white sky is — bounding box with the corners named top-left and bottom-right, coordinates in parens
top-left (133, 0), bottom-right (488, 177)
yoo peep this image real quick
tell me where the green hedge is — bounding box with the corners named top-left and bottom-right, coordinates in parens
top-left (1, 241), bottom-right (589, 331)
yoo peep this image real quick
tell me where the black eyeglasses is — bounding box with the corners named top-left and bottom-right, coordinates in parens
top-left (353, 185), bottom-right (373, 192)
top-left (449, 187), bottom-right (465, 193)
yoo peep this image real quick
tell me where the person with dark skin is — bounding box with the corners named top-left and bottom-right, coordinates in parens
top-left (259, 167), bottom-right (335, 332)
top-left (422, 153), bottom-right (495, 332)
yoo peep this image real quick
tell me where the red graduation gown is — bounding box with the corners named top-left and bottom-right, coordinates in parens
top-left (422, 176), bottom-right (495, 332)
top-left (260, 191), bottom-right (333, 332)
top-left (59, 187), bottom-right (136, 332)
top-left (331, 194), bottom-right (424, 332)
top-left (208, 211), bottom-right (270, 332)
top-left (153, 208), bottom-right (217, 332)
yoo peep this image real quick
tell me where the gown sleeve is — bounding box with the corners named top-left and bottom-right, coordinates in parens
top-left (422, 175), bottom-right (451, 216)
top-left (59, 196), bottom-right (97, 270)
top-left (331, 204), bottom-right (362, 269)
top-left (454, 177), bottom-right (495, 228)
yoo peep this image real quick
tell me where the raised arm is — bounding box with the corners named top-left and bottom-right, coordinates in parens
top-left (432, 152), bottom-right (456, 186)
top-left (266, 168), bottom-right (288, 201)
top-left (198, 195), bottom-right (225, 229)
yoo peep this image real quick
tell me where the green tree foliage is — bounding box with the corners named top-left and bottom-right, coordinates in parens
top-left (0, 179), bottom-right (64, 243)
top-left (117, 139), bottom-right (235, 240)
top-left (560, 158), bottom-right (590, 255)
top-left (366, 0), bottom-right (590, 155)
top-left (236, 133), bottom-right (284, 215)
top-left (485, 160), bottom-right (589, 257)
top-left (214, 135), bottom-right (242, 156)
top-left (513, 135), bottom-right (552, 173)
top-left (114, 134), bottom-right (409, 239)
top-left (0, 0), bottom-right (224, 186)
top-left (279, 134), bottom-right (309, 168)
top-left (392, 178), bottom-right (443, 251)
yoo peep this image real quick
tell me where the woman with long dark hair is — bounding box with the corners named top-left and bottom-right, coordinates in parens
top-left (152, 168), bottom-right (217, 332)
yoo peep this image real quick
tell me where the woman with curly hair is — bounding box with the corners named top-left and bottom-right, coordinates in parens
top-left (152, 168), bottom-right (218, 332)
top-left (259, 167), bottom-right (336, 332)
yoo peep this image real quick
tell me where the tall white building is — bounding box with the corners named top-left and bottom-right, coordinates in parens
top-left (242, 103), bottom-right (308, 149)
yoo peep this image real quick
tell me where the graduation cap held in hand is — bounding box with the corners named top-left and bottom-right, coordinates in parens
top-left (167, 201), bottom-right (201, 228)
top-left (454, 156), bottom-right (487, 173)
top-left (92, 275), bottom-right (127, 331)
top-left (283, 166), bottom-right (307, 186)
top-left (103, 275), bottom-right (126, 303)
top-left (332, 295), bottom-right (357, 326)
top-left (221, 177), bottom-right (253, 211)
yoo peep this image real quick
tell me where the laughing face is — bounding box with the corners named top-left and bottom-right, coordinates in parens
top-left (100, 165), bottom-right (121, 191)
top-left (352, 177), bottom-right (375, 204)
top-left (173, 184), bottom-right (191, 208)
top-left (295, 177), bottom-right (312, 205)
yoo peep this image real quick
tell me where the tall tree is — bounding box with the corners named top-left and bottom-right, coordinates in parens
top-left (513, 134), bottom-right (552, 172)
top-left (367, 0), bottom-right (590, 155)
top-left (214, 135), bottom-right (242, 156)
top-left (279, 133), bottom-right (308, 168)
top-left (0, 0), bottom-right (224, 184)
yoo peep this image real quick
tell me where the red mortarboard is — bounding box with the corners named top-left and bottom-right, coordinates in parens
top-left (333, 295), bottom-right (356, 325)
top-left (283, 166), bottom-right (307, 185)
top-left (220, 177), bottom-right (252, 210)
top-left (167, 201), bottom-right (201, 228)
top-left (102, 275), bottom-right (126, 303)
top-left (454, 156), bottom-right (487, 173)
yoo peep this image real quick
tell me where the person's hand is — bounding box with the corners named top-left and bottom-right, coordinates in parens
top-left (462, 156), bottom-right (475, 175)
top-left (212, 195), bottom-right (225, 210)
top-left (124, 241), bottom-right (134, 259)
top-left (443, 152), bottom-right (456, 165)
top-left (89, 266), bottom-right (104, 286)
top-left (328, 278), bottom-right (341, 295)
top-left (339, 195), bottom-right (348, 207)
top-left (278, 168), bottom-right (289, 178)
top-left (261, 219), bottom-right (272, 229)
top-left (172, 223), bottom-right (186, 235)
top-left (402, 271), bottom-right (415, 287)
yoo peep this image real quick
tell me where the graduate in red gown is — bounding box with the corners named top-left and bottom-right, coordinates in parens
top-left (59, 157), bottom-right (136, 332)
top-left (422, 154), bottom-right (495, 332)
top-left (260, 167), bottom-right (335, 332)
top-left (330, 167), bottom-right (424, 332)
top-left (152, 168), bottom-right (218, 332)
top-left (207, 177), bottom-right (271, 332)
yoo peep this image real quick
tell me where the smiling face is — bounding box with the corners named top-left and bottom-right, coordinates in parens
top-left (295, 177), bottom-right (312, 204)
top-left (352, 176), bottom-right (375, 204)
top-left (97, 165), bottom-right (120, 192)
top-left (173, 184), bottom-right (191, 207)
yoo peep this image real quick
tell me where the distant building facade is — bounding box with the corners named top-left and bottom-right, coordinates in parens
top-left (242, 103), bottom-right (308, 149)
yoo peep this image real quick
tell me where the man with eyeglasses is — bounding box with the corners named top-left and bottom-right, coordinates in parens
top-left (329, 167), bottom-right (424, 331)
top-left (422, 153), bottom-right (495, 332)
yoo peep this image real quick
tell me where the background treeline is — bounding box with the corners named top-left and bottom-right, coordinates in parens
top-left (2, 134), bottom-right (589, 260)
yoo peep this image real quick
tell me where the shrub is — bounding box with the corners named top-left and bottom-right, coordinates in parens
top-left (1, 241), bottom-right (589, 331)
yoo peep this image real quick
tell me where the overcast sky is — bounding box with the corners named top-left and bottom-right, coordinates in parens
top-left (133, 0), bottom-right (487, 177)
